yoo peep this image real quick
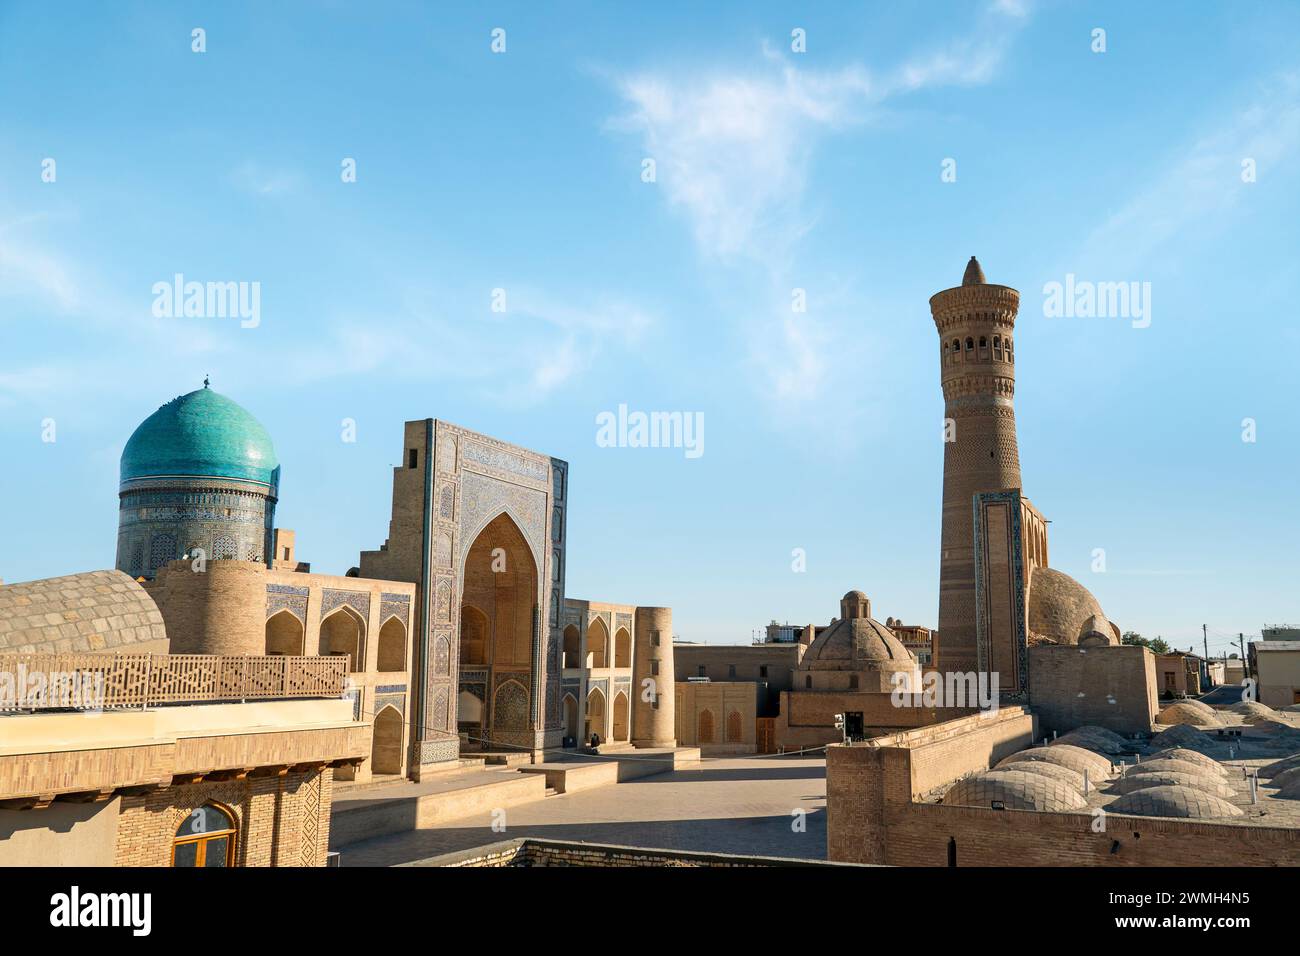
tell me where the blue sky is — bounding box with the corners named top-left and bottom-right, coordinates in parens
top-left (2, 1), bottom-right (1299, 655)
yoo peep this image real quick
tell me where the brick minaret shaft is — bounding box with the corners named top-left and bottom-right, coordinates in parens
top-left (930, 257), bottom-right (1022, 675)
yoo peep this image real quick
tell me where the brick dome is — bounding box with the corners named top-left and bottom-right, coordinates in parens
top-left (1109, 785), bottom-right (1243, 819)
top-left (943, 770), bottom-right (1087, 812)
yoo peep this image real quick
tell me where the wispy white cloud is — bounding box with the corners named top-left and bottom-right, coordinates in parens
top-left (1074, 72), bottom-right (1300, 272)
top-left (609, 9), bottom-right (1028, 265)
top-left (608, 6), bottom-right (1032, 418)
top-left (274, 289), bottom-right (656, 407)
top-left (0, 233), bottom-right (81, 313)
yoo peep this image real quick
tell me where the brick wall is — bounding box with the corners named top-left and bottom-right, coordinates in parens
top-left (115, 767), bottom-right (333, 867)
top-left (880, 802), bottom-right (1300, 867)
top-left (827, 708), bottom-right (1300, 867)
top-left (775, 690), bottom-right (974, 750)
top-left (1029, 643), bottom-right (1157, 735)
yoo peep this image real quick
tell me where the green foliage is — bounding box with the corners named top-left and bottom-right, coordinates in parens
top-left (1121, 631), bottom-right (1170, 654)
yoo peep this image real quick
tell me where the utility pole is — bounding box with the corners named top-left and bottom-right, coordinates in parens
top-left (1203, 624), bottom-right (1210, 687)
top-left (1239, 633), bottom-right (1247, 678)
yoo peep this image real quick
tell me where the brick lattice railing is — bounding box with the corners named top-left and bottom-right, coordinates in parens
top-left (0, 654), bottom-right (348, 712)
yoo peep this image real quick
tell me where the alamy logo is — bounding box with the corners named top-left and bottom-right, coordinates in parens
top-left (1042, 274), bottom-right (1151, 328)
top-left (595, 404), bottom-right (704, 459)
top-left (49, 886), bottom-right (151, 937)
top-left (890, 669), bottom-right (999, 710)
top-left (152, 273), bottom-right (261, 328)
top-left (1, 665), bottom-right (103, 711)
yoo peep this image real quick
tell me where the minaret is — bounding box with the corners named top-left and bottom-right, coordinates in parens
top-left (632, 607), bottom-right (676, 748)
top-left (930, 257), bottom-right (1022, 675)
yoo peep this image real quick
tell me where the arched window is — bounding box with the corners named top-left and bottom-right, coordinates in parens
top-left (965, 337), bottom-right (974, 351)
top-left (979, 336), bottom-right (987, 348)
top-left (319, 606), bottom-right (365, 671)
top-left (698, 710), bottom-right (715, 744)
top-left (726, 710), bottom-right (743, 743)
top-left (265, 609), bottom-right (304, 656)
top-left (173, 803), bottom-right (236, 867)
top-left (562, 624), bottom-right (581, 669)
top-left (376, 616), bottom-right (407, 672)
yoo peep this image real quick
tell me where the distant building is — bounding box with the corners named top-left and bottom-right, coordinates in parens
top-left (673, 642), bottom-right (803, 717)
top-left (886, 619), bottom-right (936, 666)
top-left (1263, 626), bottom-right (1300, 642)
top-left (763, 621), bottom-right (821, 645)
top-left (1155, 651), bottom-right (1204, 697)
top-left (1250, 641), bottom-right (1300, 708)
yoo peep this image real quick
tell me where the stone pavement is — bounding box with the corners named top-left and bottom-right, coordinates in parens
top-left (335, 755), bottom-right (827, 866)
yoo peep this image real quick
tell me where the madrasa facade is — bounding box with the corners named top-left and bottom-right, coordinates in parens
top-left (110, 387), bottom-right (675, 782)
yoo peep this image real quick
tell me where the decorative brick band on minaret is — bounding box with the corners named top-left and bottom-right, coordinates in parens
top-left (930, 258), bottom-right (1022, 675)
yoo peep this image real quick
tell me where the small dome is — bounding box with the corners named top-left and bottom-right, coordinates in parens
top-left (1052, 729), bottom-right (1127, 756)
top-left (1027, 567), bottom-right (1112, 646)
top-left (962, 256), bottom-right (986, 286)
top-left (1002, 760), bottom-right (1088, 792)
top-left (1259, 753), bottom-right (1300, 778)
top-left (997, 744), bottom-right (1113, 781)
top-left (1129, 758), bottom-right (1225, 779)
top-left (1147, 748), bottom-right (1226, 773)
top-left (1269, 766), bottom-right (1300, 790)
top-left (1156, 702), bottom-right (1225, 728)
top-left (1228, 700), bottom-right (1277, 717)
top-left (1110, 771), bottom-right (1235, 799)
top-left (943, 770), bottom-right (1086, 812)
top-left (1276, 779), bottom-right (1300, 800)
top-left (1152, 724), bottom-right (1219, 753)
top-left (1109, 785), bottom-right (1243, 819)
top-left (121, 386), bottom-right (279, 487)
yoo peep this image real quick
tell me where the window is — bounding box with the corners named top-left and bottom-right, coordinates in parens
top-left (697, 665), bottom-right (706, 678)
top-left (759, 665), bottom-right (768, 679)
top-left (283, 547), bottom-right (291, 559)
top-left (651, 660), bottom-right (659, 676)
top-left (849, 674), bottom-right (860, 690)
top-left (805, 675), bottom-right (812, 689)
top-left (728, 664), bottom-right (736, 679)
top-left (408, 449), bottom-right (418, 469)
top-left (173, 804), bottom-right (236, 867)
top-left (965, 337), bottom-right (974, 351)
top-left (651, 630), bottom-right (660, 647)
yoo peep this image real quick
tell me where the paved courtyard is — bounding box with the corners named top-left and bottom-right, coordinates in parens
top-left (336, 755), bottom-right (828, 866)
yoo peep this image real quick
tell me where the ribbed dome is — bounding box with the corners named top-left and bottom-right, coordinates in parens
top-left (121, 386), bottom-right (279, 486)
top-left (803, 616), bottom-right (913, 665)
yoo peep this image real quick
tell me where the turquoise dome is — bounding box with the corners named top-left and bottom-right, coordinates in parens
top-left (120, 386), bottom-right (279, 487)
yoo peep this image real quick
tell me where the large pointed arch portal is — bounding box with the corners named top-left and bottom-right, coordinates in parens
top-left (461, 511), bottom-right (540, 750)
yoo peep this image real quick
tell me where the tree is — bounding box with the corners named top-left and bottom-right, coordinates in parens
top-left (1121, 631), bottom-right (1170, 654)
